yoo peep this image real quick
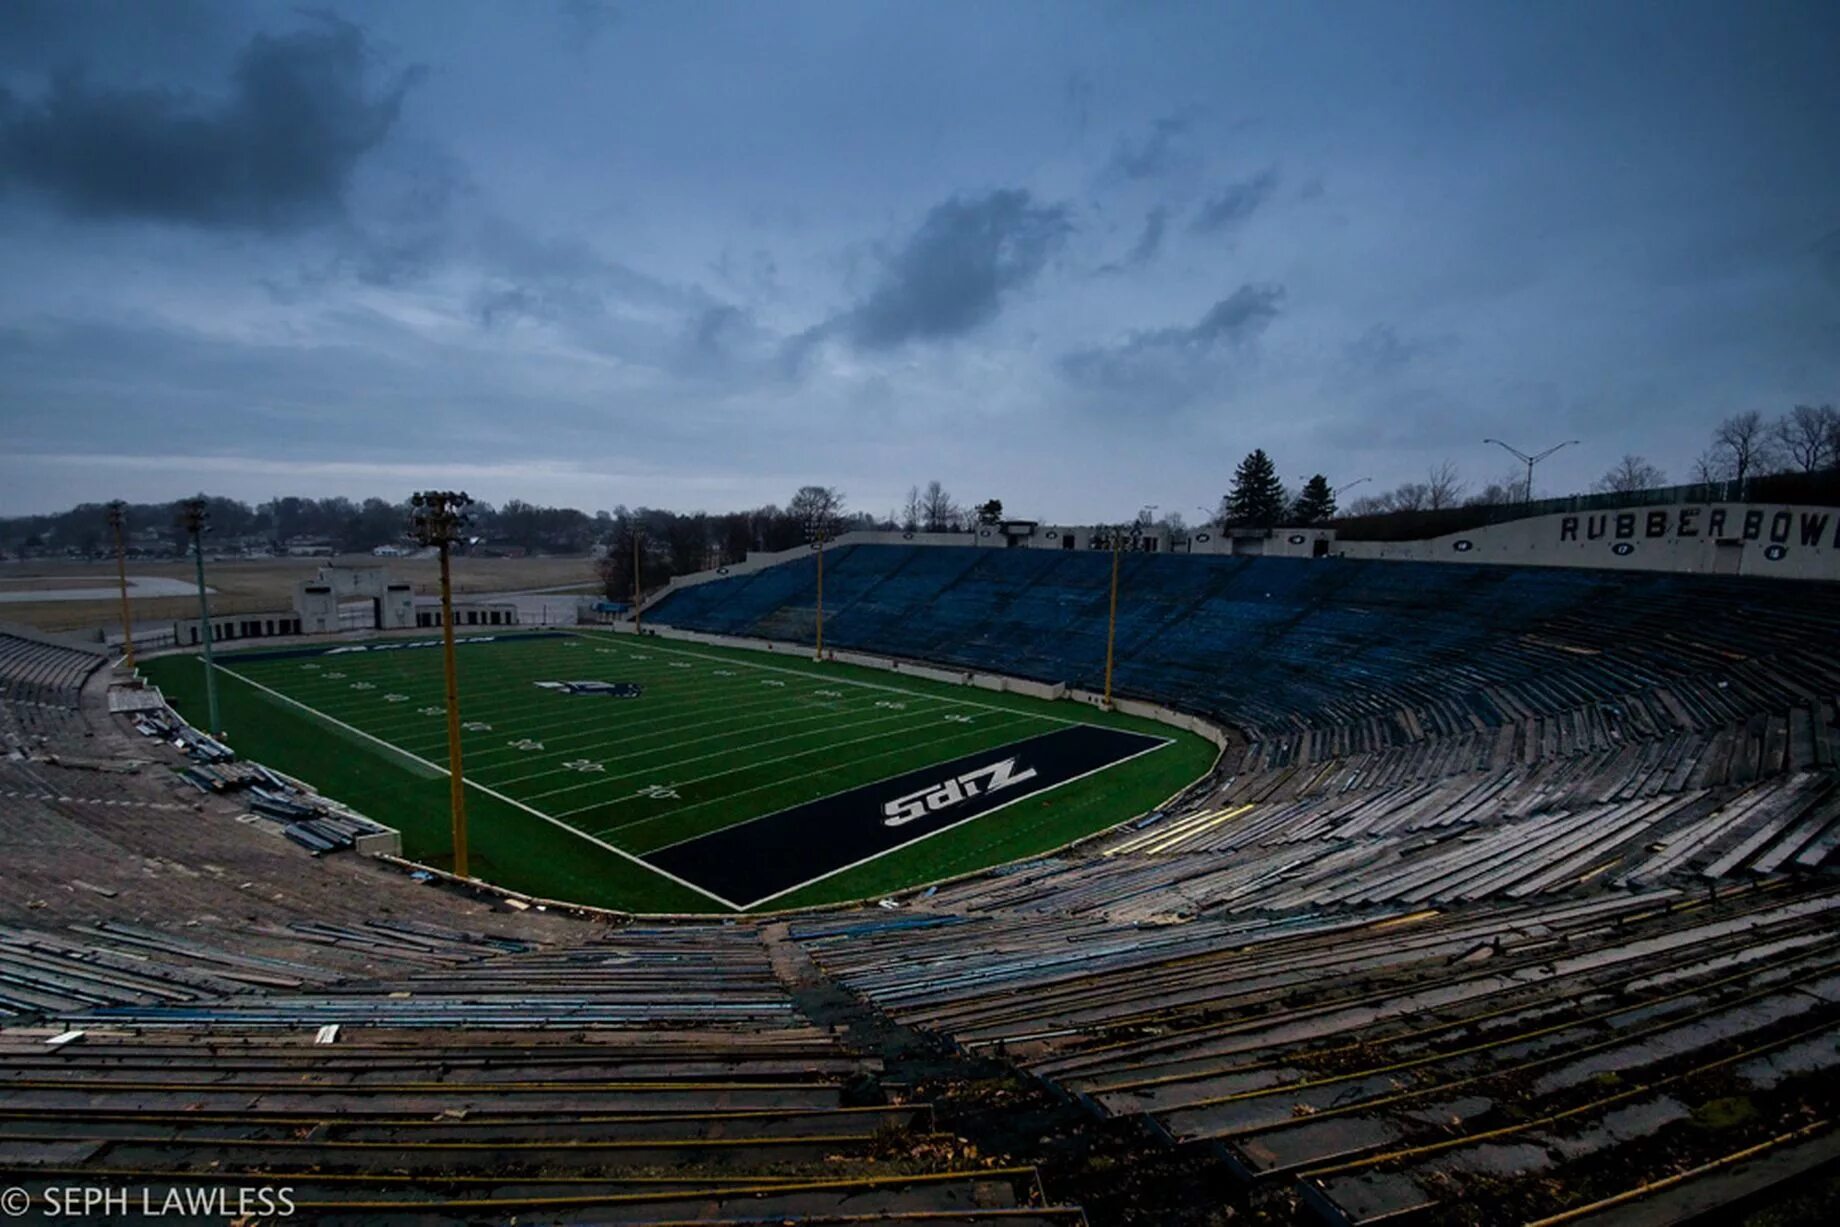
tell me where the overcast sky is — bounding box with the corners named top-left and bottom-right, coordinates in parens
top-left (2, 0), bottom-right (1836, 520)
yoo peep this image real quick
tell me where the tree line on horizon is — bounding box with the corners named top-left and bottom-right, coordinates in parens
top-left (3, 405), bottom-right (1832, 564)
top-left (0, 482), bottom-right (1001, 573)
top-left (1214, 404), bottom-right (1838, 529)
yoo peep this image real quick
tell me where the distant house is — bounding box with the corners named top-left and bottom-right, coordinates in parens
top-left (283, 535), bottom-right (336, 557)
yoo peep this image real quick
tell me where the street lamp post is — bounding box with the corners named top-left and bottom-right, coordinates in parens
top-left (1484, 438), bottom-right (1580, 504)
top-left (105, 501), bottom-right (136, 671)
top-left (410, 490), bottom-right (475, 879)
top-left (178, 498), bottom-right (222, 737)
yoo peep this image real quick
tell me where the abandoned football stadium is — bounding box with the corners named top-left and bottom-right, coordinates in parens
top-left (4, 494), bottom-right (1840, 1226)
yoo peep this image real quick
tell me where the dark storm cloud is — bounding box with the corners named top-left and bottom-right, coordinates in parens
top-left (1191, 168), bottom-right (1277, 233)
top-left (0, 16), bottom-right (414, 231)
top-left (1061, 283), bottom-right (1285, 393)
top-left (842, 189), bottom-right (1072, 349)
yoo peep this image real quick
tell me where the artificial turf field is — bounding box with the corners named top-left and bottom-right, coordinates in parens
top-left (144, 630), bottom-right (1215, 913)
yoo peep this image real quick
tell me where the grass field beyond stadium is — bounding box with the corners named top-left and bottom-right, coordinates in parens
top-left (143, 631), bottom-right (1215, 912)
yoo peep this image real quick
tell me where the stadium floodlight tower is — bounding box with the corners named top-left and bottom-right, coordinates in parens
top-left (1484, 438), bottom-right (1579, 504)
top-left (804, 513), bottom-right (834, 663)
top-left (630, 526), bottom-right (645, 635)
top-left (178, 498), bottom-right (222, 737)
top-left (105, 501), bottom-right (136, 670)
top-left (410, 490), bottom-right (476, 879)
top-left (1100, 520), bottom-right (1139, 711)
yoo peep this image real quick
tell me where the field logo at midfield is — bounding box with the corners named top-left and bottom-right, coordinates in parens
top-left (644, 722), bottom-right (1172, 910)
top-left (535, 680), bottom-right (644, 698)
top-left (883, 757), bottom-right (1039, 827)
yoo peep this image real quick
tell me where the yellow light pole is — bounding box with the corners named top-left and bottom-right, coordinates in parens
top-left (631, 528), bottom-right (643, 634)
top-left (411, 490), bottom-right (475, 879)
top-left (1101, 527), bottom-right (1123, 711)
top-left (813, 530), bottom-right (827, 662)
top-left (105, 501), bottom-right (135, 670)
top-left (179, 498), bottom-right (222, 737)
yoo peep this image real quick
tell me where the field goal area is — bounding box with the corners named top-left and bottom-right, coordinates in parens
top-left (171, 630), bottom-right (1175, 910)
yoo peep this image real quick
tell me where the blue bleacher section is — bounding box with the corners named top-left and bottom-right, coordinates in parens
top-left (649, 545), bottom-right (1840, 739)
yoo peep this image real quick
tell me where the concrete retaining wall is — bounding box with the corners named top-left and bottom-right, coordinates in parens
top-left (1337, 502), bottom-right (1840, 581)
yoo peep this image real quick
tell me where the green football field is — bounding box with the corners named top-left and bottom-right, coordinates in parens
top-left (143, 631), bottom-right (1215, 913)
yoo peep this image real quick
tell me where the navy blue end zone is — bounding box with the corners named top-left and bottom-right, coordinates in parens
top-left (642, 723), bottom-right (1170, 909)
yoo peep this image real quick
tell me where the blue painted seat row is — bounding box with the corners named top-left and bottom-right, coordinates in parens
top-left (649, 546), bottom-right (1840, 739)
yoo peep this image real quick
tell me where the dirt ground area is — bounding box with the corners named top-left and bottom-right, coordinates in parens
top-left (0, 553), bottom-right (599, 632)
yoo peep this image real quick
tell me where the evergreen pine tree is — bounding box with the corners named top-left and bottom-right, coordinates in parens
top-left (1226, 449), bottom-right (1287, 527)
top-left (1291, 474), bottom-right (1336, 524)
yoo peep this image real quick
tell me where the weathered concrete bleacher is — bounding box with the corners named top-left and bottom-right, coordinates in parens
top-left (4, 558), bottom-right (1839, 1222)
top-left (0, 630), bottom-right (105, 754)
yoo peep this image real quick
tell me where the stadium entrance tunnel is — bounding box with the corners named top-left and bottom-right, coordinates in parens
top-left (645, 724), bottom-right (1170, 909)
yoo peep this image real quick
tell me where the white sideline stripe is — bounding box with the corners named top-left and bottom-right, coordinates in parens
top-left (564, 629), bottom-right (1097, 727)
top-left (209, 662), bottom-right (740, 911)
top-left (734, 733), bottom-right (1176, 910)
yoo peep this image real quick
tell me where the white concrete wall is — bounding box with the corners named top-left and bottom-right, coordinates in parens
top-left (1183, 527), bottom-right (1335, 558)
top-left (1337, 502), bottom-right (1840, 580)
top-left (382, 584), bottom-right (415, 629)
top-left (296, 586), bottom-right (338, 634)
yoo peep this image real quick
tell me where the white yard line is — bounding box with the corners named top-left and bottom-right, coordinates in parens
top-left (565, 629), bottom-right (1096, 727)
top-left (482, 691), bottom-right (930, 788)
top-left (535, 702), bottom-right (973, 806)
top-left (209, 662), bottom-right (739, 911)
top-left (453, 676), bottom-right (870, 765)
top-left (585, 712), bottom-right (1049, 841)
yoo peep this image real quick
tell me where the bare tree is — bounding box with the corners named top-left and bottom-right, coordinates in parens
top-left (1691, 449), bottom-right (1725, 485)
top-left (919, 481), bottom-right (959, 533)
top-left (787, 486), bottom-right (846, 538)
top-left (1425, 461), bottom-right (1466, 510)
top-left (900, 486), bottom-right (922, 533)
top-left (1468, 468), bottom-right (1528, 506)
top-left (1709, 411), bottom-right (1781, 484)
top-left (1593, 454), bottom-right (1667, 494)
top-left (1774, 404), bottom-right (1839, 472)
top-left (1389, 482), bottom-right (1431, 512)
